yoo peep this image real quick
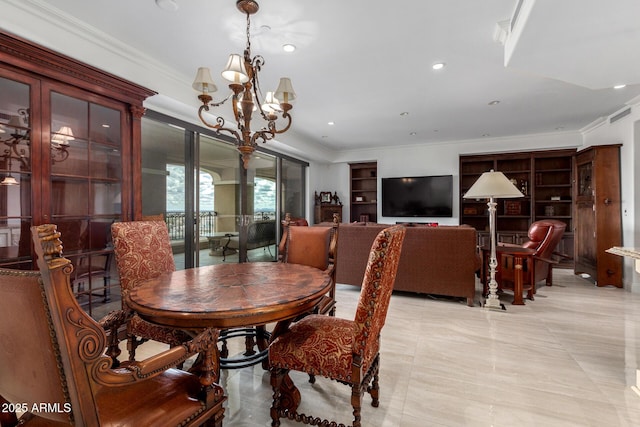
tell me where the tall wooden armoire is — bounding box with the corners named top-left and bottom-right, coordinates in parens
top-left (574, 144), bottom-right (622, 287)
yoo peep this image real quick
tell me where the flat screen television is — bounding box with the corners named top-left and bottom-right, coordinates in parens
top-left (382, 175), bottom-right (453, 217)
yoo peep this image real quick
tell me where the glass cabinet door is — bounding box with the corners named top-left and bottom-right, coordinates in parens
top-left (47, 88), bottom-right (125, 317)
top-left (0, 74), bottom-right (35, 269)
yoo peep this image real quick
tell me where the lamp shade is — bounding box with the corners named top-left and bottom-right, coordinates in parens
top-left (221, 54), bottom-right (250, 84)
top-left (463, 170), bottom-right (523, 199)
top-left (0, 175), bottom-right (18, 186)
top-left (192, 67), bottom-right (218, 93)
top-left (8, 115), bottom-right (24, 128)
top-left (52, 126), bottom-right (74, 146)
top-left (261, 91), bottom-right (281, 113)
top-left (274, 77), bottom-right (296, 103)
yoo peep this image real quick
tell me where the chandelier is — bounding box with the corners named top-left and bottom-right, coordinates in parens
top-left (1, 109), bottom-right (72, 185)
top-left (1, 109), bottom-right (30, 186)
top-left (192, 0), bottom-right (296, 168)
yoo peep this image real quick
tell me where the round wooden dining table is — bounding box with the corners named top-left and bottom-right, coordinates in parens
top-left (126, 262), bottom-right (332, 330)
top-left (126, 261), bottom-right (332, 411)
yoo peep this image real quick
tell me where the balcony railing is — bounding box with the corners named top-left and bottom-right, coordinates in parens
top-left (165, 211), bottom-right (275, 241)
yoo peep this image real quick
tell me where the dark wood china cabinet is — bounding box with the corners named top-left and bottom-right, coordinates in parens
top-left (574, 144), bottom-right (622, 287)
top-left (0, 31), bottom-right (155, 316)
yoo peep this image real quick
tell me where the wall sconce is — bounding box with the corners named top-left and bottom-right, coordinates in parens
top-left (51, 126), bottom-right (73, 163)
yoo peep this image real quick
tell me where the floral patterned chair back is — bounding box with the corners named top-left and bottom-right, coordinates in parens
top-left (268, 225), bottom-right (405, 427)
top-left (111, 221), bottom-right (188, 361)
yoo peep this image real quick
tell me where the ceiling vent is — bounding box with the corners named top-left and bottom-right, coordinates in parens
top-left (610, 107), bottom-right (631, 124)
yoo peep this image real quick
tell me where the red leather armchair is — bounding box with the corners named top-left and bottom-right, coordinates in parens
top-left (516, 219), bottom-right (567, 286)
top-left (495, 220), bottom-right (567, 299)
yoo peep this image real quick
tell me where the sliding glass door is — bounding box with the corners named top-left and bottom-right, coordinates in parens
top-left (141, 112), bottom-right (305, 269)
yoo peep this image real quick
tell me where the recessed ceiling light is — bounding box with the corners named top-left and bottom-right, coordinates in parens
top-left (155, 0), bottom-right (178, 11)
top-left (400, 112), bottom-right (409, 116)
top-left (101, 124), bottom-right (110, 128)
top-left (488, 100), bottom-right (500, 106)
top-left (432, 62), bottom-right (445, 70)
top-left (614, 84), bottom-right (627, 89)
top-left (282, 44), bottom-right (296, 53)
top-left (482, 133), bottom-right (491, 137)
top-left (321, 135), bottom-right (328, 139)
top-left (327, 121), bottom-right (335, 126)
top-left (409, 132), bottom-right (417, 136)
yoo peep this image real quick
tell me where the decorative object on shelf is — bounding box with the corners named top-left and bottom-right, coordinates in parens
top-left (550, 196), bottom-right (561, 201)
top-left (463, 169), bottom-right (523, 311)
top-left (520, 179), bottom-right (528, 196)
top-left (192, 0), bottom-right (295, 169)
top-left (504, 200), bottom-right (521, 215)
top-left (463, 207), bottom-right (478, 215)
top-left (355, 196), bottom-right (364, 202)
top-left (545, 205), bottom-right (555, 216)
top-left (314, 191), bottom-right (342, 224)
top-left (314, 191), bottom-right (341, 205)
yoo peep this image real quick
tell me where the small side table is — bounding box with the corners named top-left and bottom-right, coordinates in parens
top-left (207, 232), bottom-right (238, 257)
top-left (481, 245), bottom-right (536, 305)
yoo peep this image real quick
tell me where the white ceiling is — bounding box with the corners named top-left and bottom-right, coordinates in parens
top-left (3, 0), bottom-right (640, 155)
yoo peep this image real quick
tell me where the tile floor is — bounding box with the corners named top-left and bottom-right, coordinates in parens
top-left (133, 268), bottom-right (640, 427)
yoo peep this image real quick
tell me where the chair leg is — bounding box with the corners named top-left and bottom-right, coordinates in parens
top-left (270, 368), bottom-right (286, 427)
top-left (127, 335), bottom-right (147, 362)
top-left (350, 382), bottom-right (363, 427)
top-left (127, 334), bottom-right (137, 362)
top-left (369, 367), bottom-right (380, 407)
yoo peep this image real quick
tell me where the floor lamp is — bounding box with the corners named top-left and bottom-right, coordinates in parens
top-left (464, 170), bottom-right (523, 311)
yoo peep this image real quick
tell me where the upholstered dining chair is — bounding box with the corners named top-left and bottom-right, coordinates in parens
top-left (278, 212), bottom-right (339, 316)
top-left (0, 224), bottom-right (225, 427)
top-left (111, 220), bottom-right (191, 361)
top-left (496, 219), bottom-right (567, 299)
top-left (269, 225), bottom-right (406, 427)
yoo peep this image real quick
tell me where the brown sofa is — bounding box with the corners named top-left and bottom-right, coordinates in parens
top-left (336, 223), bottom-right (479, 306)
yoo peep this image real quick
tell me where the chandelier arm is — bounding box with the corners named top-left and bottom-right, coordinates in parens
top-left (270, 112), bottom-right (293, 135)
top-left (251, 129), bottom-right (275, 146)
top-left (213, 126), bottom-right (242, 145)
top-left (197, 106), bottom-right (227, 130)
top-left (209, 97), bottom-right (232, 108)
top-left (51, 147), bottom-right (69, 164)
